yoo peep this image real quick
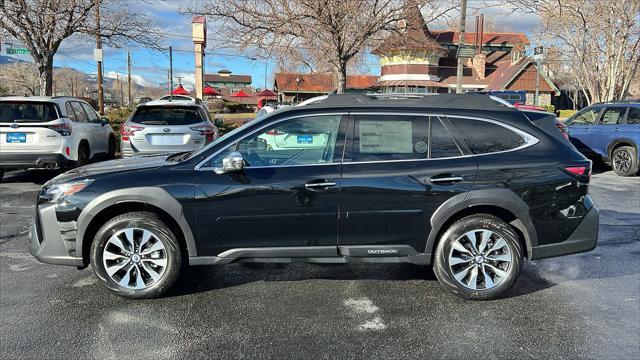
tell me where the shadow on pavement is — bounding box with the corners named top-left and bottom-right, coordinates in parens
top-left (2, 169), bottom-right (62, 185)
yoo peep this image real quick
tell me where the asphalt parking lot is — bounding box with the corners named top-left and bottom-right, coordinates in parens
top-left (1, 169), bottom-right (638, 359)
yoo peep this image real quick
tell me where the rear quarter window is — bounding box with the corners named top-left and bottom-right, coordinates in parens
top-left (448, 117), bottom-right (526, 154)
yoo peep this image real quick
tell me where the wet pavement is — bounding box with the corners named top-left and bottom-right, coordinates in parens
top-left (1, 169), bottom-right (638, 359)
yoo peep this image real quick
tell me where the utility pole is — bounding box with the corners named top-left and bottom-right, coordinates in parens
top-left (95, 0), bottom-right (104, 114)
top-left (127, 51), bottom-right (132, 107)
top-left (265, 61), bottom-right (268, 89)
top-left (455, 0), bottom-right (467, 94)
top-left (535, 62), bottom-right (540, 105)
top-left (169, 46), bottom-right (173, 101)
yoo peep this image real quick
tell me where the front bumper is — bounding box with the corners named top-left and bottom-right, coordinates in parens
top-left (0, 153), bottom-right (69, 169)
top-left (30, 202), bottom-right (82, 266)
top-left (530, 205), bottom-right (599, 260)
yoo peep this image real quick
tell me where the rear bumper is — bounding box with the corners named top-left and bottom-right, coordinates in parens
top-left (0, 152), bottom-right (69, 169)
top-left (30, 203), bottom-right (82, 267)
top-left (530, 205), bottom-right (599, 260)
top-left (121, 139), bottom-right (206, 158)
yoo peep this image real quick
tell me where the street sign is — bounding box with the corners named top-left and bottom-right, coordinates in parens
top-left (6, 48), bottom-right (29, 55)
top-left (533, 46), bottom-right (544, 61)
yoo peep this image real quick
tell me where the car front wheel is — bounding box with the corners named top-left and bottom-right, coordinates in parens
top-left (612, 146), bottom-right (639, 177)
top-left (90, 212), bottom-right (182, 299)
top-left (433, 214), bottom-right (523, 300)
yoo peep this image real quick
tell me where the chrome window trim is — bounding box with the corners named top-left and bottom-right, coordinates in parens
top-left (195, 111), bottom-right (539, 171)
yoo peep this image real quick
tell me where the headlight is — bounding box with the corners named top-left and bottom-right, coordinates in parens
top-left (43, 179), bottom-right (93, 202)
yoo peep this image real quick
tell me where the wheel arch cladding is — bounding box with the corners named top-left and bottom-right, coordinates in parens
top-left (608, 139), bottom-right (637, 159)
top-left (76, 187), bottom-right (196, 267)
top-left (426, 189), bottom-right (537, 259)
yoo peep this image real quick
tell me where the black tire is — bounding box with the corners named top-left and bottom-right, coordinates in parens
top-left (0, 169), bottom-right (4, 183)
top-left (76, 143), bottom-right (90, 168)
top-left (90, 212), bottom-right (183, 299)
top-left (433, 214), bottom-right (523, 301)
top-left (611, 146), bottom-right (639, 177)
top-left (107, 136), bottom-right (116, 160)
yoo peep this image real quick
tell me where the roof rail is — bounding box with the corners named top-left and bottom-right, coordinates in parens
top-left (311, 92), bottom-right (514, 110)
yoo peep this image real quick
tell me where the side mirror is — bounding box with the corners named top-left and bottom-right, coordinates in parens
top-left (100, 117), bottom-right (109, 126)
top-left (214, 118), bottom-right (224, 127)
top-left (214, 151), bottom-right (244, 174)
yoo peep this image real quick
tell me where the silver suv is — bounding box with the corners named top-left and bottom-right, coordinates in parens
top-left (121, 99), bottom-right (219, 157)
top-left (0, 96), bottom-right (116, 182)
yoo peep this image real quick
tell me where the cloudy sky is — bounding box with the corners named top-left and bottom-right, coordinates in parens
top-left (2, 0), bottom-right (543, 91)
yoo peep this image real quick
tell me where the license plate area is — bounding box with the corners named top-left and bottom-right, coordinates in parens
top-left (6, 132), bottom-right (27, 143)
top-left (148, 134), bottom-right (184, 145)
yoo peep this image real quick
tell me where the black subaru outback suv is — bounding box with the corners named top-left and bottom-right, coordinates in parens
top-left (30, 94), bottom-right (599, 300)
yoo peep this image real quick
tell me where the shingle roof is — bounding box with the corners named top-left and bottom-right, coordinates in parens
top-left (373, 3), bottom-right (445, 55)
top-left (274, 73), bottom-right (379, 93)
top-left (431, 31), bottom-right (530, 46)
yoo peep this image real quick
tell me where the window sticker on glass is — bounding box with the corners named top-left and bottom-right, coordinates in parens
top-left (359, 120), bottom-right (413, 153)
top-left (297, 135), bottom-right (313, 144)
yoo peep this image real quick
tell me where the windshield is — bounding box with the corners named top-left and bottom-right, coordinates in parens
top-left (0, 102), bottom-right (59, 123)
top-left (131, 106), bottom-right (204, 125)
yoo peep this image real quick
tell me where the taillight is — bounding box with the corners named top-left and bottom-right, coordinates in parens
top-left (190, 124), bottom-right (215, 142)
top-left (560, 162), bottom-right (592, 182)
top-left (48, 123), bottom-right (72, 136)
top-left (121, 124), bottom-right (144, 141)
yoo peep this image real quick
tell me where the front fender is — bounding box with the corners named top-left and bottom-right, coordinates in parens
top-left (75, 186), bottom-right (197, 260)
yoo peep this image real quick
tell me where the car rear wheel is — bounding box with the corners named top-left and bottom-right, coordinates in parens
top-left (0, 169), bottom-right (4, 183)
top-left (433, 214), bottom-right (523, 300)
top-left (76, 144), bottom-right (90, 167)
top-left (90, 212), bottom-right (182, 299)
top-left (107, 136), bottom-right (116, 160)
top-left (612, 146), bottom-right (639, 177)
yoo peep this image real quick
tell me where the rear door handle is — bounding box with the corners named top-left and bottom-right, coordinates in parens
top-left (430, 176), bottom-right (464, 184)
top-left (305, 182), bottom-right (336, 189)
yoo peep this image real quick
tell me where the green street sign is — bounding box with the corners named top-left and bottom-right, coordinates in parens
top-left (7, 48), bottom-right (29, 55)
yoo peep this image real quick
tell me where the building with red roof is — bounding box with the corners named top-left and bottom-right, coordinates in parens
top-left (273, 73), bottom-right (379, 102)
top-left (373, 2), bottom-right (559, 105)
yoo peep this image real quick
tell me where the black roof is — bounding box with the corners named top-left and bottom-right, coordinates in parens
top-left (302, 93), bottom-right (517, 111)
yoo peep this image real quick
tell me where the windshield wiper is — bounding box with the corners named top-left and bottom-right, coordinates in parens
top-left (13, 119), bottom-right (41, 123)
top-left (139, 120), bottom-right (168, 125)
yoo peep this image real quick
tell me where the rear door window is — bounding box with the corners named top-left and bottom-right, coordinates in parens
top-left (600, 107), bottom-right (626, 125)
top-left (430, 117), bottom-right (462, 158)
top-left (0, 102), bottom-right (58, 123)
top-left (447, 117), bottom-right (526, 154)
top-left (346, 115), bottom-right (428, 162)
top-left (70, 102), bottom-right (89, 123)
top-left (80, 103), bottom-right (100, 123)
top-left (131, 106), bottom-right (204, 125)
top-left (626, 107), bottom-right (640, 125)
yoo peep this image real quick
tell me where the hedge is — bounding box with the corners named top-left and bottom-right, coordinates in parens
top-left (106, 107), bottom-right (133, 134)
top-left (557, 109), bottom-right (577, 119)
top-left (541, 105), bottom-right (555, 113)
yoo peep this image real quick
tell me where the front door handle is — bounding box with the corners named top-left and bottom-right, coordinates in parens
top-left (431, 176), bottom-right (464, 184)
top-left (305, 182), bottom-right (336, 189)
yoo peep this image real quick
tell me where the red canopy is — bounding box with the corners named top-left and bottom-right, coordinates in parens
top-left (255, 89), bottom-right (277, 97)
top-left (231, 89), bottom-right (252, 97)
top-left (203, 85), bottom-right (222, 96)
top-left (172, 84), bottom-right (191, 95)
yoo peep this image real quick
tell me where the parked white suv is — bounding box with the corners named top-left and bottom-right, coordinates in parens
top-left (121, 99), bottom-right (219, 157)
top-left (0, 96), bottom-right (116, 181)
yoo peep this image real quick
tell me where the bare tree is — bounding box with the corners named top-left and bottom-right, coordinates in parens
top-left (513, 0), bottom-right (640, 104)
top-left (0, 62), bottom-right (40, 95)
top-left (189, 0), bottom-right (456, 93)
top-left (54, 68), bottom-right (89, 96)
top-left (0, 0), bottom-right (162, 96)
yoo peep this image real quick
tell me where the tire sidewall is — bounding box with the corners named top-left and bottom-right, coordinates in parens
top-left (612, 146), bottom-right (638, 177)
top-left (77, 144), bottom-right (89, 167)
top-left (434, 215), bottom-right (523, 300)
top-left (108, 136), bottom-right (116, 159)
top-left (90, 213), bottom-right (182, 299)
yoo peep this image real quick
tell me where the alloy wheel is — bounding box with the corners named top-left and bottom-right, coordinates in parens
top-left (614, 150), bottom-right (632, 173)
top-left (102, 228), bottom-right (168, 290)
top-left (448, 229), bottom-right (513, 290)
